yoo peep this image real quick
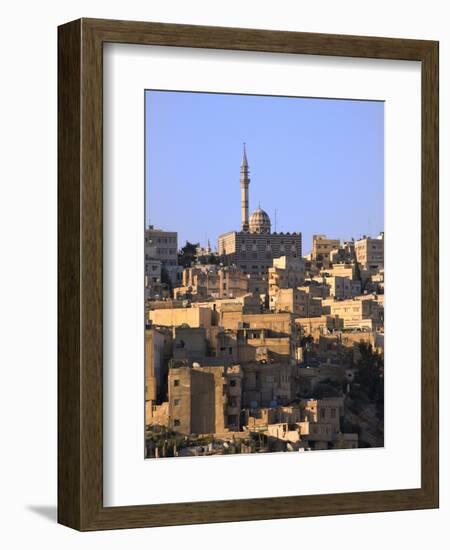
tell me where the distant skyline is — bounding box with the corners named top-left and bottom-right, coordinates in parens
top-left (145, 90), bottom-right (384, 254)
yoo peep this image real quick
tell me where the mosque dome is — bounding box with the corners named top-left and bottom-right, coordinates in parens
top-left (249, 207), bottom-right (271, 234)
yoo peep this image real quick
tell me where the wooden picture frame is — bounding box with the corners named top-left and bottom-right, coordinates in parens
top-left (58, 18), bottom-right (439, 531)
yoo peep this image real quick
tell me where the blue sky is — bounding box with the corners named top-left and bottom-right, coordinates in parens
top-left (145, 90), bottom-right (384, 254)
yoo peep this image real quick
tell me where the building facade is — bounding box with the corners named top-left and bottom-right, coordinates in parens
top-left (144, 258), bottom-right (163, 300)
top-left (168, 363), bottom-right (243, 434)
top-left (174, 265), bottom-right (249, 300)
top-left (145, 225), bottom-right (182, 287)
top-left (311, 234), bottom-right (341, 261)
top-left (355, 233), bottom-right (384, 271)
top-left (145, 328), bottom-right (166, 425)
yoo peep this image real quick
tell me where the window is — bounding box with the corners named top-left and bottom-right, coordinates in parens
top-left (173, 379), bottom-right (180, 387)
top-left (229, 379), bottom-right (237, 387)
top-left (320, 408), bottom-right (326, 419)
top-left (173, 419), bottom-right (180, 426)
top-left (331, 408), bottom-right (336, 418)
top-left (174, 398), bottom-right (180, 406)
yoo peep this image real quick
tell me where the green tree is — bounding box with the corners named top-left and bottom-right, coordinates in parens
top-left (355, 342), bottom-right (384, 405)
top-left (178, 241), bottom-right (199, 267)
top-left (313, 379), bottom-right (343, 398)
top-left (161, 266), bottom-right (172, 292)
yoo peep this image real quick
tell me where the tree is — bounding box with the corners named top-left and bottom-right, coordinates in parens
top-left (160, 266), bottom-right (172, 292)
top-left (300, 335), bottom-right (314, 347)
top-left (313, 379), bottom-right (343, 398)
top-left (178, 241), bottom-right (199, 267)
top-left (198, 252), bottom-right (219, 265)
top-left (355, 342), bottom-right (384, 405)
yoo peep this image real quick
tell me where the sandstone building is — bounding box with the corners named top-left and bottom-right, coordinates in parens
top-left (168, 363), bottom-right (243, 434)
top-left (311, 234), bottom-right (341, 262)
top-left (144, 145), bottom-right (383, 456)
top-left (174, 265), bottom-right (249, 300)
top-left (355, 232), bottom-right (384, 272)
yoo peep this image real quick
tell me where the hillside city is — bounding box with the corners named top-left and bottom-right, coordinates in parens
top-left (144, 146), bottom-right (384, 458)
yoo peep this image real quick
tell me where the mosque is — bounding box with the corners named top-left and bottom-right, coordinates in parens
top-left (218, 145), bottom-right (302, 293)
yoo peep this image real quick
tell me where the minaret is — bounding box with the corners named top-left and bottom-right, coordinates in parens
top-left (240, 143), bottom-right (250, 232)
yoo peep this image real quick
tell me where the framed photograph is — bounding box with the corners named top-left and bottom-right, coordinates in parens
top-left (58, 18), bottom-right (439, 531)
